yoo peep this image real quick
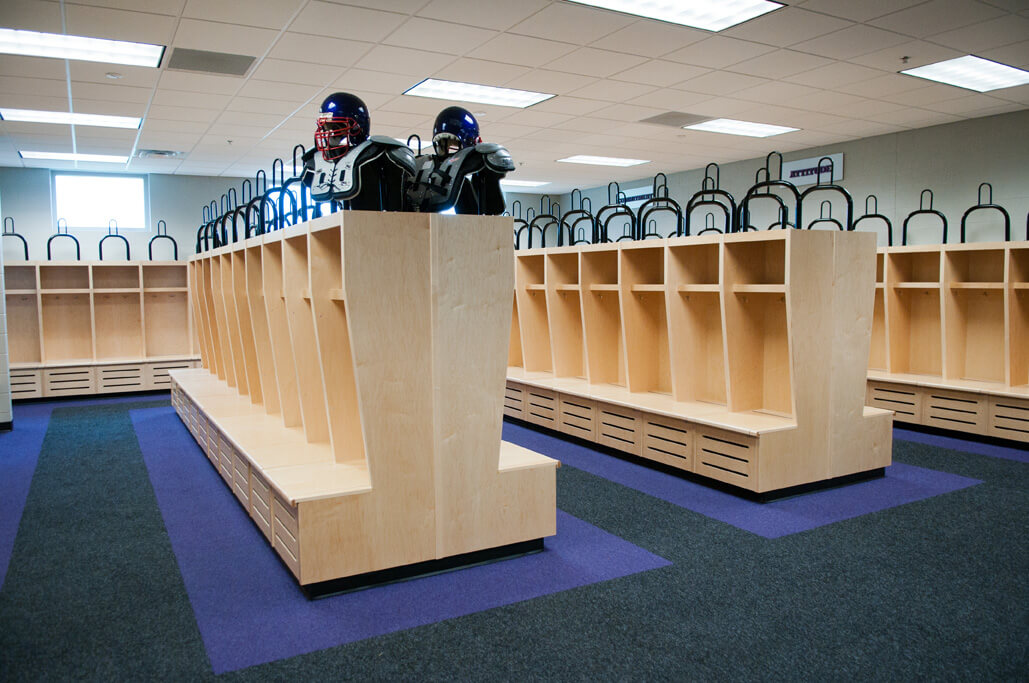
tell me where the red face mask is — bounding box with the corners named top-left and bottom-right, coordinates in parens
top-left (314, 115), bottom-right (362, 162)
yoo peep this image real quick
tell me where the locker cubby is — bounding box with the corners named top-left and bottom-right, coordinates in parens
top-left (869, 288), bottom-right (887, 372)
top-left (92, 264), bottom-right (140, 289)
top-left (888, 288), bottom-right (942, 376)
top-left (143, 264), bottom-right (188, 289)
top-left (94, 292), bottom-right (144, 359)
top-left (581, 249), bottom-right (624, 386)
top-left (509, 293), bottom-right (523, 368)
top-left (1010, 247), bottom-right (1029, 283)
top-left (889, 251), bottom-right (940, 284)
top-left (145, 292), bottom-right (190, 358)
top-left (621, 247), bottom-right (669, 394)
top-left (283, 233), bottom-right (329, 443)
top-left (671, 289), bottom-right (725, 404)
top-left (946, 249), bottom-right (1004, 283)
top-left (5, 265), bottom-right (37, 290)
top-left (546, 253), bottom-right (584, 378)
top-left (6, 292), bottom-right (41, 363)
top-left (726, 294), bottom-right (792, 415)
top-left (515, 253), bottom-right (552, 373)
top-left (621, 246), bottom-right (664, 286)
top-left (725, 239), bottom-right (785, 285)
top-left (41, 293), bottom-right (93, 361)
top-left (669, 243), bottom-right (719, 286)
top-left (876, 253), bottom-right (884, 284)
top-left (40, 264), bottom-right (89, 290)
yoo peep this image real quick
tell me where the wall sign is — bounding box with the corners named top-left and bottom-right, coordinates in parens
top-left (781, 153), bottom-right (843, 187)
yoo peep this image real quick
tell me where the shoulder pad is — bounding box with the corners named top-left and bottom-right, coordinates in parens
top-left (483, 145), bottom-right (514, 173)
top-left (474, 142), bottom-right (503, 154)
top-left (369, 135), bottom-right (405, 148)
top-left (384, 144), bottom-right (417, 174)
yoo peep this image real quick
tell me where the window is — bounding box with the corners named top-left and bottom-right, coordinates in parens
top-left (52, 173), bottom-right (149, 230)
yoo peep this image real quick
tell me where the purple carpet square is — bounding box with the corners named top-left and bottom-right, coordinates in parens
top-left (130, 407), bottom-right (671, 674)
top-left (894, 426), bottom-right (1029, 463)
top-left (502, 422), bottom-right (982, 539)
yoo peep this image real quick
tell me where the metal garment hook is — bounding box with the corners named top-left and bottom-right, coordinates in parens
top-left (99, 219), bottom-right (130, 260)
top-left (149, 219), bottom-right (179, 260)
top-left (960, 181), bottom-right (1010, 242)
top-left (853, 194), bottom-right (893, 246)
top-left (2, 216), bottom-right (30, 260)
top-left (47, 217), bottom-right (81, 260)
top-left (902, 189), bottom-right (948, 245)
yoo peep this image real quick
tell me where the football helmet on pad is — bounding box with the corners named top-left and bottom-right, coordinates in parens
top-left (432, 106), bottom-right (481, 157)
top-left (314, 92), bottom-right (370, 162)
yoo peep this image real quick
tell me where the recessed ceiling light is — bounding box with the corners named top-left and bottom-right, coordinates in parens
top-left (557, 155), bottom-right (650, 167)
top-left (566, 0), bottom-right (783, 32)
top-left (1, 108), bottom-right (141, 129)
top-left (20, 151), bottom-right (128, 163)
top-left (105, 72), bottom-right (123, 79)
top-left (500, 179), bottom-right (551, 187)
top-left (900, 55), bottom-right (1029, 92)
top-left (404, 78), bottom-right (554, 108)
top-left (683, 118), bottom-right (798, 137)
top-left (0, 27), bottom-right (164, 67)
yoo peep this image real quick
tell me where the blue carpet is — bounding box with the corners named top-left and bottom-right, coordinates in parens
top-left (895, 426), bottom-right (1029, 463)
top-left (502, 422), bottom-right (982, 538)
top-left (131, 406), bottom-right (671, 674)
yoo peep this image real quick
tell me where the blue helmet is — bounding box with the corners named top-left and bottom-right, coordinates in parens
top-left (432, 106), bottom-right (481, 156)
top-left (315, 92), bottom-right (370, 162)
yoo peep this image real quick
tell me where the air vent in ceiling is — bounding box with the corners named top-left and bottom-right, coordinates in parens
top-left (639, 112), bottom-right (712, 128)
top-left (166, 48), bottom-right (255, 76)
top-left (138, 149), bottom-right (182, 159)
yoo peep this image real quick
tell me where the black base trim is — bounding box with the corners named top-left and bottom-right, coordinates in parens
top-left (0, 419), bottom-right (12, 432)
top-left (894, 420), bottom-right (1028, 448)
top-left (507, 416), bottom-right (885, 503)
top-left (300, 538), bottom-right (545, 600)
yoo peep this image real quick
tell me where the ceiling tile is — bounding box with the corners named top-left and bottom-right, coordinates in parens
top-left (64, 3), bottom-right (177, 44)
top-left (849, 40), bottom-right (964, 71)
top-left (468, 33), bottom-right (578, 68)
top-left (789, 90), bottom-right (867, 113)
top-left (158, 71), bottom-right (244, 96)
top-left (674, 71), bottom-right (768, 96)
top-left (148, 104), bottom-right (221, 122)
top-left (782, 62), bottom-right (884, 88)
top-left (869, 0), bottom-right (1008, 37)
top-left (799, 25), bottom-right (911, 60)
top-left (568, 79), bottom-right (656, 102)
top-left (432, 58), bottom-right (530, 86)
top-left (504, 69), bottom-right (598, 95)
top-left (920, 93), bottom-right (1016, 114)
top-left (71, 82), bottom-right (152, 104)
top-left (628, 88), bottom-right (713, 112)
top-left (794, 0), bottom-right (926, 22)
top-left (0, 74), bottom-right (67, 98)
top-left (416, 0), bottom-right (549, 30)
top-left (213, 110), bottom-right (285, 128)
top-left (182, 0), bottom-right (304, 29)
top-left (686, 97), bottom-right (760, 117)
top-left (812, 119), bottom-right (904, 138)
top-left (70, 98), bottom-right (145, 117)
top-left (289, 2), bottom-right (407, 42)
top-left (722, 7), bottom-right (853, 47)
top-left (978, 39), bottom-right (1029, 68)
top-left (610, 60), bottom-right (708, 88)
top-left (837, 72), bottom-right (940, 98)
top-left (0, 0), bottom-right (63, 32)
top-left (524, 96), bottom-right (610, 116)
top-left (728, 49), bottom-right (834, 80)
top-left (664, 37), bottom-right (777, 69)
top-left (550, 116), bottom-right (619, 134)
top-left (507, 2), bottom-right (634, 45)
top-left (590, 103), bottom-right (666, 123)
top-left (333, 68), bottom-right (419, 95)
top-left (383, 17), bottom-right (497, 56)
top-left (0, 55), bottom-right (66, 81)
top-left (501, 109), bottom-right (573, 128)
top-left (268, 32), bottom-right (374, 65)
top-left (64, 0), bottom-right (187, 17)
top-left (250, 58), bottom-right (344, 87)
top-left (137, 131), bottom-right (201, 149)
top-left (354, 45), bottom-right (454, 77)
top-left (0, 94), bottom-right (69, 112)
top-left (141, 118), bottom-right (211, 133)
top-left (543, 47), bottom-right (649, 78)
top-left (69, 62), bottom-right (160, 89)
top-left (172, 19), bottom-right (280, 56)
top-left (236, 79), bottom-right (321, 103)
top-left (878, 83), bottom-right (969, 106)
top-left (928, 14), bottom-right (1029, 53)
top-left (586, 20), bottom-right (709, 58)
top-left (819, 98), bottom-right (907, 118)
top-left (732, 81), bottom-right (823, 106)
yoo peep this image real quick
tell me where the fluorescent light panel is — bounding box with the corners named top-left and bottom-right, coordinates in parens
top-left (404, 78), bottom-right (554, 108)
top-left (1, 108), bottom-right (141, 129)
top-left (500, 179), bottom-right (550, 187)
top-left (20, 151), bottom-right (128, 163)
top-left (684, 118), bottom-right (798, 137)
top-left (0, 28), bottom-right (164, 67)
top-left (558, 155), bottom-right (649, 167)
top-left (901, 55), bottom-right (1029, 92)
top-left (566, 0), bottom-right (783, 32)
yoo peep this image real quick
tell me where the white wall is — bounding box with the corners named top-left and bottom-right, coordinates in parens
top-left (551, 109), bottom-right (1029, 247)
top-left (0, 168), bottom-right (248, 263)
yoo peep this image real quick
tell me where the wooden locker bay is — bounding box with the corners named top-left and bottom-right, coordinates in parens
top-left (866, 241), bottom-right (1029, 443)
top-left (4, 261), bottom-right (200, 399)
top-left (171, 212), bottom-right (557, 591)
top-left (507, 230), bottom-right (893, 496)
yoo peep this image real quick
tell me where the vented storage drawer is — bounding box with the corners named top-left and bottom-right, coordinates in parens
top-left (147, 360), bottom-right (197, 389)
top-left (97, 363), bottom-right (146, 393)
top-left (693, 426), bottom-right (757, 489)
top-left (988, 396), bottom-right (1029, 443)
top-left (642, 414), bottom-right (692, 471)
top-left (523, 387), bottom-right (558, 429)
top-left (10, 369), bottom-right (43, 399)
top-left (558, 395), bottom-right (596, 441)
top-left (503, 381), bottom-right (525, 420)
top-left (44, 366), bottom-right (94, 397)
top-left (867, 381), bottom-right (921, 422)
top-left (596, 403), bottom-right (641, 456)
top-left (922, 388), bottom-right (987, 435)
top-left (273, 495), bottom-right (300, 577)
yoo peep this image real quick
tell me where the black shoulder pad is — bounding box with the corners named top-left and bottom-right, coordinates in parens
top-left (483, 145), bottom-right (514, 173)
top-left (474, 142), bottom-right (502, 154)
top-left (369, 135), bottom-right (405, 148)
top-left (384, 145), bottom-right (417, 175)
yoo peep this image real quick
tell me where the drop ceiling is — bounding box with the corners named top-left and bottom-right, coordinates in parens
top-left (0, 0), bottom-right (1026, 194)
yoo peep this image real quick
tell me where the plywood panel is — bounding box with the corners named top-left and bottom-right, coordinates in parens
top-left (219, 253), bottom-right (249, 395)
top-left (282, 233), bottom-right (328, 443)
top-left (245, 246), bottom-right (280, 416)
top-left (144, 292), bottom-right (190, 357)
top-left (6, 293), bottom-right (41, 363)
top-left (41, 293), bottom-right (92, 361)
top-left (231, 250), bottom-right (262, 403)
top-left (94, 292), bottom-right (144, 359)
top-left (260, 241), bottom-right (302, 428)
